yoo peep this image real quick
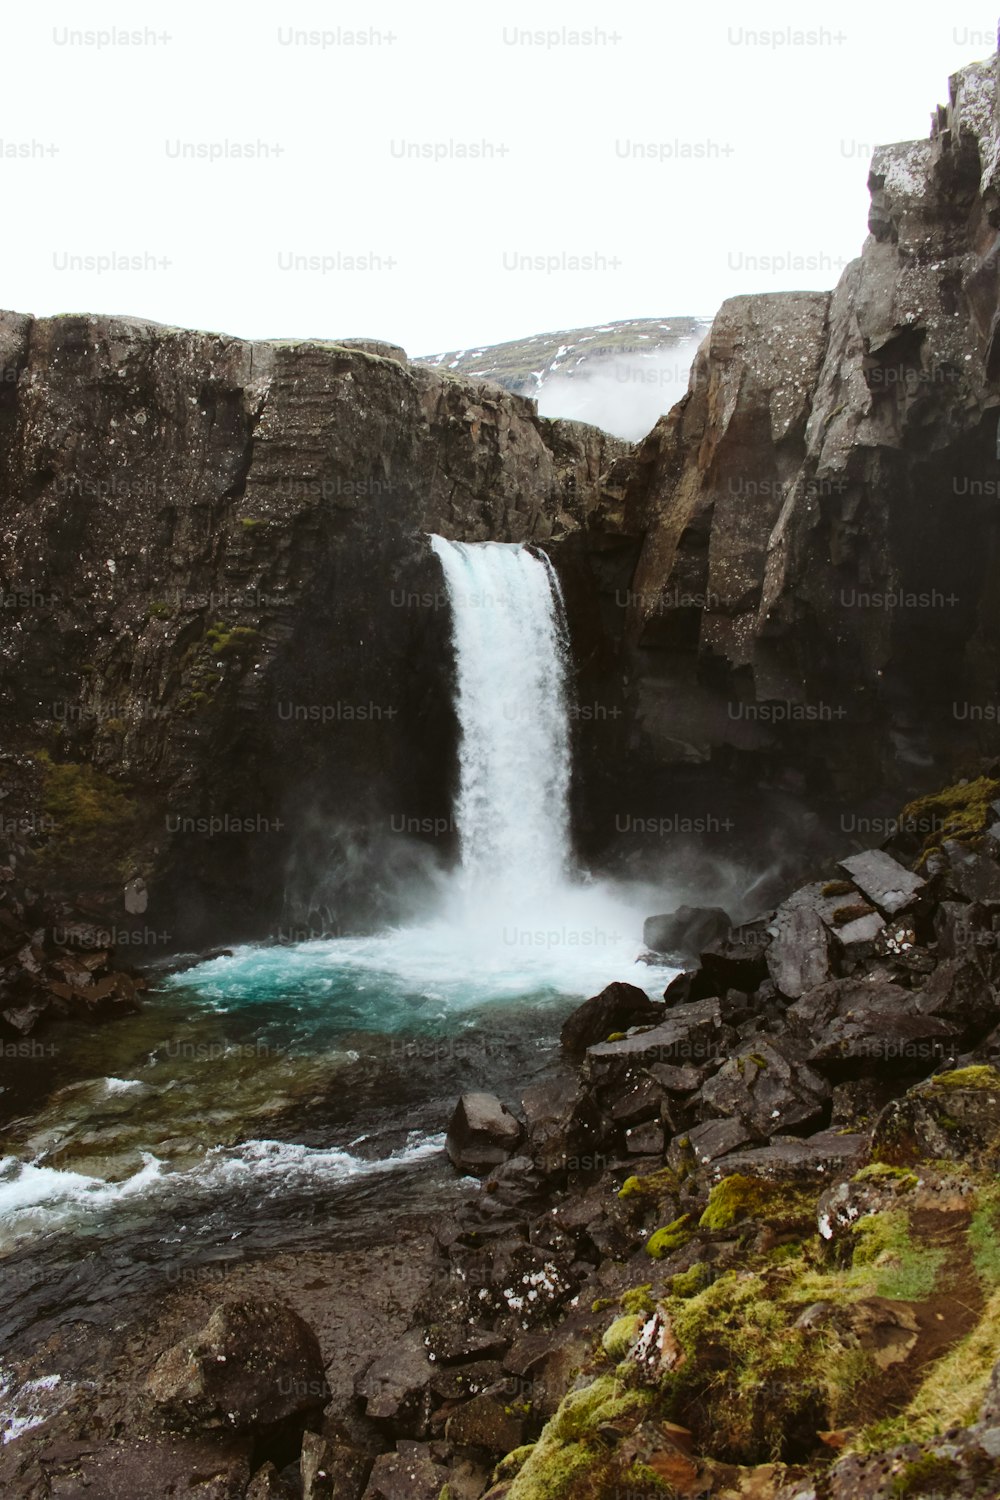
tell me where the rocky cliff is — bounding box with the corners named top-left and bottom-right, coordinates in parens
top-left (591, 48), bottom-right (1000, 810)
top-left (0, 318), bottom-right (625, 946)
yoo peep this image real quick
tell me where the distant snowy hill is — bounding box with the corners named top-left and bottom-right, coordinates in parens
top-left (417, 316), bottom-right (713, 441)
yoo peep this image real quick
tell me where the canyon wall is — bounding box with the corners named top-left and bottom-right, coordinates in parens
top-left (0, 318), bottom-right (624, 944)
top-left (591, 50), bottom-right (1000, 816)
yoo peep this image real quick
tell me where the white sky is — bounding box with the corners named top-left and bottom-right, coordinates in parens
top-left (1, 0), bottom-right (993, 356)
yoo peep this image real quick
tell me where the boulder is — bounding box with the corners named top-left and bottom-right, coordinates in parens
top-left (871, 1066), bottom-right (1000, 1167)
top-left (248, 1463), bottom-right (296, 1500)
top-left (766, 904), bottom-right (832, 999)
top-left (624, 1120), bottom-right (665, 1155)
top-left (669, 1117), bottom-right (754, 1167)
top-left (708, 1129), bottom-right (867, 1182)
top-left (838, 850), bottom-right (925, 916)
top-left (832, 909), bottom-right (885, 965)
top-left (559, 981), bottom-right (664, 1054)
top-left (584, 998), bottom-right (726, 1085)
top-left (361, 1444), bottom-right (449, 1500)
top-left (914, 956), bottom-right (1000, 1037)
top-left (300, 1430), bottom-right (370, 1500)
top-left (446, 1093), bottom-right (523, 1176)
top-left (693, 1037), bottom-right (830, 1140)
top-left (788, 977), bottom-right (960, 1074)
top-left (698, 920), bottom-right (770, 993)
top-left (643, 905), bottom-right (731, 958)
top-left (423, 1324), bottom-right (510, 1366)
top-left (428, 1359), bottom-right (505, 1404)
top-left (145, 1298), bottom-right (329, 1435)
top-left (444, 1391), bottom-right (527, 1453)
top-left (521, 1075), bottom-right (607, 1177)
top-left (939, 839), bottom-right (1000, 903)
top-left (608, 1074), bottom-right (667, 1128)
top-left (355, 1331), bottom-right (433, 1434)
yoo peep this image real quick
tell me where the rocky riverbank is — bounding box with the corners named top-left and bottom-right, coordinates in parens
top-left (7, 775), bottom-right (1000, 1497)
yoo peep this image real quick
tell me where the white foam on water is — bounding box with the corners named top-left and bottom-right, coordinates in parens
top-left (0, 1366), bottom-right (66, 1445)
top-left (0, 1134), bottom-right (446, 1250)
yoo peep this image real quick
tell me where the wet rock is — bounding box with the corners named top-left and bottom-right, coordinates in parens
top-left (300, 1430), bottom-right (370, 1500)
top-left (446, 1093), bottom-right (524, 1176)
top-left (643, 905), bottom-right (731, 959)
top-left (838, 850), bottom-right (925, 916)
top-left (939, 840), bottom-right (1000, 904)
top-left (871, 1066), bottom-right (1000, 1167)
top-left (699, 920), bottom-right (770, 993)
top-left (559, 981), bottom-right (664, 1055)
top-left (423, 1324), bottom-right (509, 1366)
top-left (584, 998), bottom-right (726, 1085)
top-left (766, 903), bottom-right (832, 1000)
top-left (145, 1298), bottom-right (329, 1436)
top-left (670, 1116), bottom-right (754, 1167)
top-left (647, 1061), bottom-right (710, 1094)
top-left (427, 1360), bottom-right (504, 1404)
top-left (248, 1462), bottom-right (296, 1500)
top-left (914, 956), bottom-right (1000, 1036)
top-left (32, 1432), bottom-right (254, 1499)
top-left (361, 1443), bottom-right (449, 1500)
top-left (609, 1073), bottom-right (667, 1128)
top-left (520, 1075), bottom-right (606, 1178)
top-left (833, 910), bottom-right (886, 965)
top-left (662, 969), bottom-right (698, 1005)
top-left (830, 1078), bottom-right (896, 1130)
top-left (709, 1129), bottom-right (867, 1182)
top-left (809, 1011), bottom-right (957, 1074)
top-left (693, 1037), bottom-right (830, 1140)
top-left (444, 1392), bottom-right (526, 1454)
top-left (624, 1120), bottom-right (664, 1155)
top-left (354, 1331), bottom-right (433, 1435)
top-left (933, 900), bottom-right (994, 962)
top-left (789, 977), bottom-right (959, 1075)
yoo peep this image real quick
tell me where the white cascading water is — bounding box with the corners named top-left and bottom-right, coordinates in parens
top-left (429, 536), bottom-right (572, 907)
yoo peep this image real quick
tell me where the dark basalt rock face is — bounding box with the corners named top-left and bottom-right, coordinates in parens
top-left (581, 50), bottom-right (1000, 804)
top-left (0, 317), bottom-right (625, 946)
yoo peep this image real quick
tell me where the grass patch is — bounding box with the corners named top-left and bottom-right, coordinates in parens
top-left (969, 1185), bottom-right (1000, 1288)
top-left (858, 1286), bottom-right (1000, 1449)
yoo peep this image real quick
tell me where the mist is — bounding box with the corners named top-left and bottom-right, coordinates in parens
top-left (536, 338), bottom-right (704, 441)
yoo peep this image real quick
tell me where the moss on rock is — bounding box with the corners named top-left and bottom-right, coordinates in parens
top-left (898, 775), bottom-right (1000, 865)
top-left (646, 1215), bottom-right (692, 1259)
top-left (601, 1314), bottom-right (644, 1361)
top-left (698, 1174), bottom-right (815, 1233)
top-left (618, 1167), bottom-right (680, 1202)
top-left (505, 1373), bottom-right (653, 1499)
top-left (929, 1065), bottom-right (1000, 1091)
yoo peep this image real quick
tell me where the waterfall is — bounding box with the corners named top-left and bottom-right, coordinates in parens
top-left (430, 536), bottom-right (573, 909)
